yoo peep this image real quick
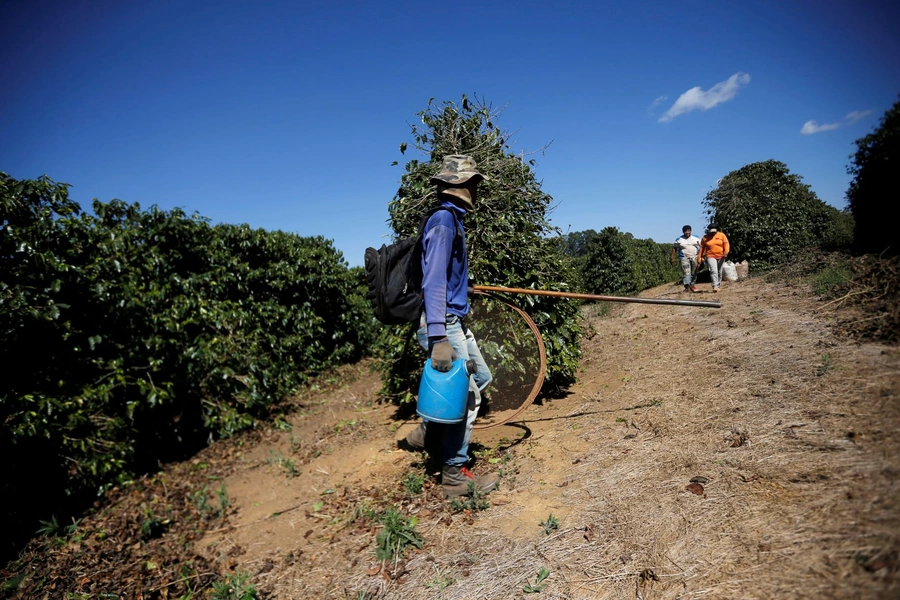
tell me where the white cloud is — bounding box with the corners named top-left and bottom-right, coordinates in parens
top-left (800, 120), bottom-right (841, 135)
top-left (845, 110), bottom-right (873, 123)
top-left (800, 109), bottom-right (873, 135)
top-left (658, 72), bottom-right (751, 123)
top-left (649, 95), bottom-right (668, 110)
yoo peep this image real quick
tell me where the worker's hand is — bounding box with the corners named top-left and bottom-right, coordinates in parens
top-left (430, 340), bottom-right (457, 372)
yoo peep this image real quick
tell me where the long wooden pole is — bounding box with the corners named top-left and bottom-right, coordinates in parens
top-left (473, 285), bottom-right (722, 308)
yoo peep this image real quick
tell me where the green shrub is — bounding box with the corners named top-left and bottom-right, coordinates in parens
top-left (567, 227), bottom-right (681, 296)
top-left (0, 172), bottom-right (373, 558)
top-left (374, 96), bottom-right (582, 402)
top-left (702, 159), bottom-right (851, 270)
top-left (846, 96), bottom-right (900, 256)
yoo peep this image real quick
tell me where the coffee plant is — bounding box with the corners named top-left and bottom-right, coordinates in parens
top-left (1, 172), bottom-right (374, 558)
top-left (373, 95), bottom-right (583, 402)
top-left (702, 159), bottom-right (853, 270)
top-left (566, 226), bottom-right (681, 296)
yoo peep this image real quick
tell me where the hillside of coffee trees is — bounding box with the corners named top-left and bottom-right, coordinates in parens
top-left (0, 172), bottom-right (376, 562)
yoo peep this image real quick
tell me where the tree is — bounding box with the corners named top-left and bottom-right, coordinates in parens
top-left (375, 95), bottom-right (582, 400)
top-left (846, 96), bottom-right (900, 255)
top-left (1, 173), bottom-right (373, 561)
top-left (702, 160), bottom-right (848, 270)
top-left (574, 227), bottom-right (680, 296)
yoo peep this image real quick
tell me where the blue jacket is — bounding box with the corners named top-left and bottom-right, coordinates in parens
top-left (421, 201), bottom-right (468, 338)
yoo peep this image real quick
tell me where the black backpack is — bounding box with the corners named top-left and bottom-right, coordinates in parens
top-left (364, 207), bottom-right (460, 325)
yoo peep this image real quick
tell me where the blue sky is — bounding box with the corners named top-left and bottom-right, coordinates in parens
top-left (2, 1), bottom-right (898, 267)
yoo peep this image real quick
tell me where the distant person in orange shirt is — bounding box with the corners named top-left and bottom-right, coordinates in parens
top-left (697, 223), bottom-right (730, 293)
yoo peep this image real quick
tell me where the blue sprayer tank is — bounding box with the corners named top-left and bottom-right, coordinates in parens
top-left (416, 358), bottom-right (477, 424)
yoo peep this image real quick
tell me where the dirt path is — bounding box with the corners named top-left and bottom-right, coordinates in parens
top-left (197, 277), bottom-right (900, 599)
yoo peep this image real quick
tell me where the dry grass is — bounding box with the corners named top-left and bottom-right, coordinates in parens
top-left (334, 277), bottom-right (899, 599)
top-left (7, 273), bottom-right (896, 600)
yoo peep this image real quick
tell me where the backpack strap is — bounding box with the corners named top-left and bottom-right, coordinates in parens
top-left (418, 206), bottom-right (463, 242)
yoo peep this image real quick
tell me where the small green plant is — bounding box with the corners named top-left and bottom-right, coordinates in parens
top-left (334, 419), bottom-right (360, 433)
top-left (488, 451), bottom-right (512, 465)
top-left (210, 572), bottom-right (257, 600)
top-left (267, 450), bottom-right (300, 478)
top-left (2, 573), bottom-right (26, 591)
top-left (424, 565), bottom-right (456, 590)
top-left (139, 504), bottom-right (166, 539)
top-left (812, 265), bottom-right (852, 297)
top-left (540, 514), bottom-right (559, 535)
top-left (350, 500), bottom-right (378, 523)
top-left (190, 487), bottom-right (215, 518)
top-left (36, 515), bottom-right (81, 542)
top-left (217, 485), bottom-right (231, 511)
top-left (523, 567), bottom-right (550, 593)
top-left (36, 515), bottom-right (63, 538)
top-left (816, 353), bottom-right (832, 377)
top-left (403, 471), bottom-right (425, 495)
top-left (374, 506), bottom-right (423, 562)
top-left (449, 482), bottom-right (491, 512)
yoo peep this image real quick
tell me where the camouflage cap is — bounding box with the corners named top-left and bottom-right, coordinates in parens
top-left (430, 155), bottom-right (487, 185)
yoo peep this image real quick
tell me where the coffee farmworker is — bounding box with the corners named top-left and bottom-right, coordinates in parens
top-left (697, 223), bottom-right (730, 293)
top-left (670, 224), bottom-right (701, 292)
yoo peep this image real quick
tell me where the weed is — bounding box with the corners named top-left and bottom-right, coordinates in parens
top-left (2, 573), bottom-right (26, 591)
top-left (350, 500), bottom-right (378, 523)
top-left (288, 434), bottom-right (303, 453)
top-left (449, 483), bottom-right (491, 512)
top-left (588, 302), bottom-right (612, 318)
top-left (139, 504), bottom-right (167, 539)
top-left (267, 450), bottom-right (300, 478)
top-left (35, 515), bottom-right (62, 538)
top-left (403, 471), bottom-right (425, 495)
top-left (615, 417), bottom-right (627, 423)
top-left (488, 451), bottom-right (512, 465)
top-left (334, 419), bottom-right (360, 433)
top-left (424, 565), bottom-right (456, 589)
top-left (541, 514), bottom-right (559, 535)
top-left (272, 416), bottom-right (292, 431)
top-left (190, 486), bottom-right (227, 518)
top-left (816, 353), bottom-right (832, 377)
top-left (36, 515), bottom-right (81, 542)
top-left (217, 485), bottom-right (231, 511)
top-left (210, 571), bottom-right (257, 600)
top-left (523, 567), bottom-right (550, 593)
top-left (813, 265), bottom-right (852, 297)
top-left (374, 505), bottom-right (423, 562)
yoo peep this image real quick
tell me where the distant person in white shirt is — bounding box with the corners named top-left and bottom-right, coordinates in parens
top-left (670, 225), bottom-right (701, 292)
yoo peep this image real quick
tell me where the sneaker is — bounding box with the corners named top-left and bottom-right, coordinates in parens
top-left (690, 285), bottom-right (697, 292)
top-left (442, 465), bottom-right (499, 497)
top-left (404, 422), bottom-right (426, 450)
top-left (684, 284), bottom-right (690, 291)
